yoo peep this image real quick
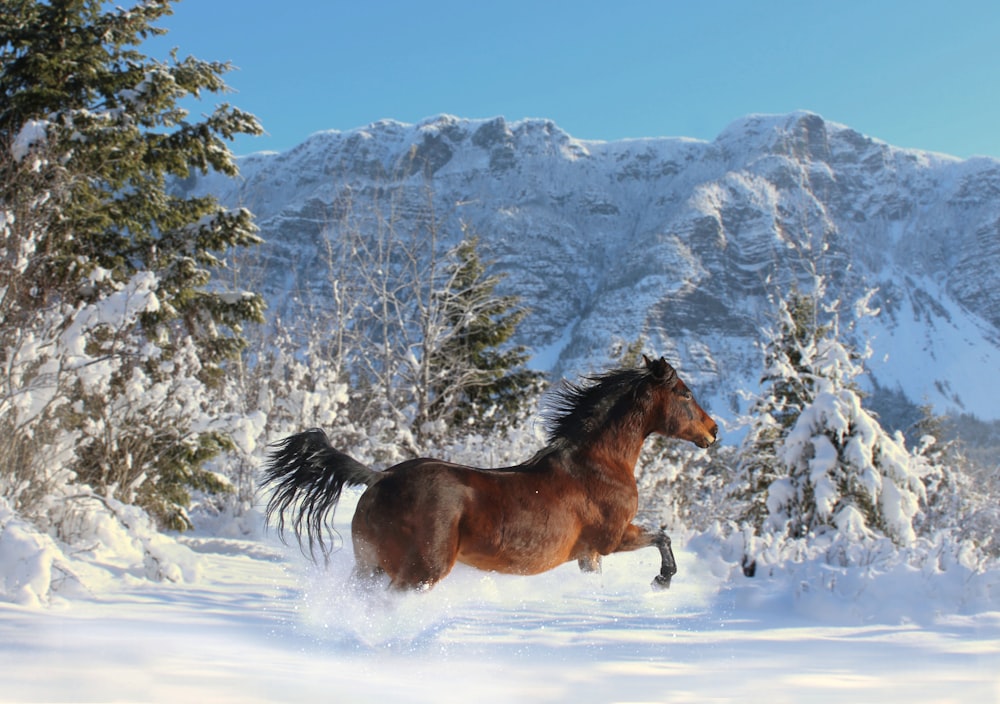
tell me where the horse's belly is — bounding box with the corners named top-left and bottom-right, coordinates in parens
top-left (455, 514), bottom-right (579, 575)
top-left (456, 547), bottom-right (570, 575)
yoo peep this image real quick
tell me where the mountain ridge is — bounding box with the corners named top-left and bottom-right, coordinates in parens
top-left (182, 111), bottom-right (1000, 431)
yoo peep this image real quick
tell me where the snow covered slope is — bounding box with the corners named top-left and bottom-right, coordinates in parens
top-left (181, 111), bottom-right (1000, 428)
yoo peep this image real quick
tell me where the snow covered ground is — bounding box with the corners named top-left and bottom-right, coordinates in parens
top-left (1, 493), bottom-right (997, 704)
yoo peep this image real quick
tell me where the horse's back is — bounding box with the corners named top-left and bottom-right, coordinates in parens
top-left (383, 455), bottom-right (547, 476)
top-left (360, 456), bottom-right (557, 519)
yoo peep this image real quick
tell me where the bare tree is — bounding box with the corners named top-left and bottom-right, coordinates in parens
top-left (270, 181), bottom-right (539, 453)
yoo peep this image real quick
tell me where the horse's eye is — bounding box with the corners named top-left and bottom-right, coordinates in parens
top-left (679, 390), bottom-right (693, 401)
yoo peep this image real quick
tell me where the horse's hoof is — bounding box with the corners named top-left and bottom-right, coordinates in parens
top-left (652, 574), bottom-right (672, 590)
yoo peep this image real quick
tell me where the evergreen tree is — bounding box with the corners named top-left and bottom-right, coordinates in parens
top-left (424, 233), bottom-right (543, 434)
top-left (1, 0), bottom-right (264, 528)
top-left (731, 287), bottom-right (826, 531)
top-left (733, 282), bottom-right (925, 555)
top-left (1, 0), bottom-right (264, 367)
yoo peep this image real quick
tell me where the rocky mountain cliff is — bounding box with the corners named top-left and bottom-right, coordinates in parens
top-left (181, 111), bottom-right (1000, 432)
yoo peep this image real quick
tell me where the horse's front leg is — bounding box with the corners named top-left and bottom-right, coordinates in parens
top-left (650, 529), bottom-right (677, 589)
top-left (613, 524), bottom-right (677, 589)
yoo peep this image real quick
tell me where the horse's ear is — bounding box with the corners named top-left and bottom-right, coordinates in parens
top-left (645, 355), bottom-right (677, 383)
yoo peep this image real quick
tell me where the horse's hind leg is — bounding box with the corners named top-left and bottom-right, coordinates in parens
top-left (349, 534), bottom-right (388, 592)
top-left (386, 532), bottom-right (461, 591)
top-left (352, 539), bottom-right (448, 592)
top-left (351, 469), bottom-right (466, 592)
top-left (354, 511), bottom-right (461, 592)
top-left (349, 562), bottom-right (387, 593)
top-left (384, 555), bottom-right (456, 591)
top-left (577, 553), bottom-right (602, 573)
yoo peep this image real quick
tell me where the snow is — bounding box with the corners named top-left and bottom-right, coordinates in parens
top-left (0, 499), bottom-right (65, 607)
top-left (528, 316), bottom-right (579, 370)
top-left (1, 491), bottom-right (998, 703)
top-left (11, 119), bottom-right (48, 162)
top-left (860, 274), bottom-right (1000, 421)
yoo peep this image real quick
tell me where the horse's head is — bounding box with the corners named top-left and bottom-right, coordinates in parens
top-left (643, 355), bottom-right (719, 448)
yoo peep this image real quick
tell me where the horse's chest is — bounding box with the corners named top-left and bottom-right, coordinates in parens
top-left (567, 475), bottom-right (636, 552)
top-left (582, 472), bottom-right (638, 522)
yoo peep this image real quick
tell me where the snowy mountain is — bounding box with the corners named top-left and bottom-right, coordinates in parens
top-left (181, 111), bottom-right (1000, 432)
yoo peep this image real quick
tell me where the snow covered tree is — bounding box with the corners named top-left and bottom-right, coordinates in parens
top-left (1, 0), bottom-right (264, 528)
top-left (771, 373), bottom-right (925, 546)
top-left (733, 282), bottom-right (926, 558)
top-left (910, 405), bottom-right (999, 556)
top-left (1, 0), bottom-right (264, 368)
top-left (423, 233), bottom-right (543, 435)
top-left (730, 287), bottom-right (828, 531)
top-left (909, 404), bottom-right (965, 536)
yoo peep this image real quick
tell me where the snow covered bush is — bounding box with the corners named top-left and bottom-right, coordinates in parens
top-left (911, 409), bottom-right (1000, 557)
top-left (635, 439), bottom-right (735, 532)
top-left (206, 321), bottom-right (356, 526)
top-left (0, 244), bottom-right (245, 529)
top-left (0, 489), bottom-right (204, 606)
top-left (0, 497), bottom-right (72, 607)
top-left (53, 492), bottom-right (202, 584)
top-left (769, 385), bottom-right (925, 546)
top-left (246, 325), bottom-right (353, 441)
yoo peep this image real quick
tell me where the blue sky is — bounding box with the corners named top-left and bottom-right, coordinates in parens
top-left (152, 0), bottom-right (1000, 158)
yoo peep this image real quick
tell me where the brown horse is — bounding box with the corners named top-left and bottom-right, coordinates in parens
top-left (262, 355), bottom-right (718, 591)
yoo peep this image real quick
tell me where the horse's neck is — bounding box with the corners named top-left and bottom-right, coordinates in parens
top-left (571, 418), bottom-right (646, 480)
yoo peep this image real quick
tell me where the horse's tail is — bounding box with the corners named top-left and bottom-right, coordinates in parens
top-left (261, 428), bottom-right (379, 561)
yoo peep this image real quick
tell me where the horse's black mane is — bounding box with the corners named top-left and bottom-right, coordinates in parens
top-left (543, 367), bottom-right (655, 446)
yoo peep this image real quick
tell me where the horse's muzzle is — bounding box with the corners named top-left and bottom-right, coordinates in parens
top-left (698, 423), bottom-right (719, 448)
